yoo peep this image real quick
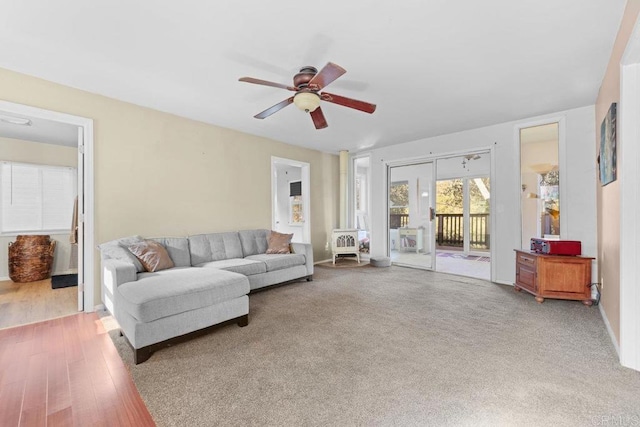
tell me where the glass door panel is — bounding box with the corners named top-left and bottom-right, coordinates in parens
top-left (388, 162), bottom-right (435, 269)
top-left (469, 177), bottom-right (490, 253)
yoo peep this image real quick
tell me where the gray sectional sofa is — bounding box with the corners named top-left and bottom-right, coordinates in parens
top-left (99, 229), bottom-right (313, 363)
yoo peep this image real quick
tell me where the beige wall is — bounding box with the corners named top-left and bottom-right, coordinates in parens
top-left (595, 0), bottom-right (640, 343)
top-left (0, 68), bottom-right (339, 306)
top-left (0, 137), bottom-right (78, 279)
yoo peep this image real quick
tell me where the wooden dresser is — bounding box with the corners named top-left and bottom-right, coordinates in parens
top-left (514, 250), bottom-right (594, 305)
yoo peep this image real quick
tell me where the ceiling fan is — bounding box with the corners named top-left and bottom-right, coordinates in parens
top-left (238, 62), bottom-right (376, 130)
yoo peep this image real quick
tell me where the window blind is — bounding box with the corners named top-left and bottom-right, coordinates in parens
top-left (0, 162), bottom-right (77, 233)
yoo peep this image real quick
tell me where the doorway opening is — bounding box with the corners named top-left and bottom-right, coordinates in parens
top-left (352, 155), bottom-right (371, 259)
top-left (0, 101), bottom-right (94, 328)
top-left (271, 157), bottom-right (311, 243)
top-left (385, 150), bottom-right (492, 281)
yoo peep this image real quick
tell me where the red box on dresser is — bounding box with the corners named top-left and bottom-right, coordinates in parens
top-left (530, 238), bottom-right (582, 256)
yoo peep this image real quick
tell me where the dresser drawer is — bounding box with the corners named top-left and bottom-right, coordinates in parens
top-left (516, 252), bottom-right (537, 267)
top-left (516, 264), bottom-right (537, 293)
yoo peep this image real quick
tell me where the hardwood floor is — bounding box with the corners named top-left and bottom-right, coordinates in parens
top-left (0, 313), bottom-right (155, 426)
top-left (0, 279), bottom-right (77, 329)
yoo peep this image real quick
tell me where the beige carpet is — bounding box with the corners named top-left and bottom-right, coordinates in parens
top-left (105, 266), bottom-right (640, 426)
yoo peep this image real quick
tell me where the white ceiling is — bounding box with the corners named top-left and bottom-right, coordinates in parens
top-left (0, 0), bottom-right (626, 154)
top-left (0, 110), bottom-right (78, 147)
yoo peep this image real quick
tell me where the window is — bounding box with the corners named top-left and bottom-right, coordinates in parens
top-left (289, 180), bottom-right (303, 224)
top-left (1, 162), bottom-right (77, 234)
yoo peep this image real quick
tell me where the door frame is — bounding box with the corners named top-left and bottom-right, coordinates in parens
top-left (349, 153), bottom-right (372, 254)
top-left (0, 100), bottom-right (95, 312)
top-left (270, 156), bottom-right (311, 243)
top-left (619, 13), bottom-right (640, 372)
top-left (385, 159), bottom-right (437, 270)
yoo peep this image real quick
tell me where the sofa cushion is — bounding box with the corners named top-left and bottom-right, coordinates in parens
top-left (98, 235), bottom-right (145, 273)
top-left (188, 232), bottom-right (243, 265)
top-left (128, 240), bottom-right (175, 272)
top-left (266, 231), bottom-right (293, 254)
top-left (150, 237), bottom-right (191, 267)
top-left (239, 229), bottom-right (270, 257)
top-left (195, 258), bottom-right (267, 276)
top-left (245, 253), bottom-right (306, 272)
top-left (117, 267), bottom-right (249, 323)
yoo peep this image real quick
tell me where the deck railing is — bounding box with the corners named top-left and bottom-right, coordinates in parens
top-left (437, 213), bottom-right (490, 249)
top-left (390, 213), bottom-right (490, 249)
top-left (389, 213), bottom-right (409, 229)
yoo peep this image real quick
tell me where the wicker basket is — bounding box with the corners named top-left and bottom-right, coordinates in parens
top-left (8, 235), bottom-right (56, 283)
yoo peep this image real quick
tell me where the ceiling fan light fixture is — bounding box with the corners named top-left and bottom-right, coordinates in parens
top-left (293, 92), bottom-right (320, 113)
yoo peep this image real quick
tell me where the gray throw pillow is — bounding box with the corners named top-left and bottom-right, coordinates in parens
top-left (98, 235), bottom-right (145, 272)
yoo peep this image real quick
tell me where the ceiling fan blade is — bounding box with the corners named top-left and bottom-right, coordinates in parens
top-left (307, 62), bottom-right (346, 91)
top-left (239, 77), bottom-right (297, 91)
top-left (310, 107), bottom-right (328, 129)
top-left (321, 92), bottom-right (376, 114)
top-left (254, 97), bottom-right (294, 119)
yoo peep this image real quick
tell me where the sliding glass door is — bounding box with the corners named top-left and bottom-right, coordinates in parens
top-left (388, 162), bottom-right (436, 269)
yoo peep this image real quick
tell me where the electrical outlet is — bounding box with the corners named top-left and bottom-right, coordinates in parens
top-left (600, 276), bottom-right (605, 289)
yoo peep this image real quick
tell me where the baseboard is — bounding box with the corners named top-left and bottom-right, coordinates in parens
top-left (315, 259), bottom-right (333, 264)
top-left (0, 276), bottom-right (9, 281)
top-left (599, 304), bottom-right (620, 357)
top-left (93, 303), bottom-right (105, 313)
top-left (494, 280), bottom-right (513, 286)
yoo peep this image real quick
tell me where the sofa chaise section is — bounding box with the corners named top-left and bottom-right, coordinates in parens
top-left (101, 236), bottom-right (250, 364)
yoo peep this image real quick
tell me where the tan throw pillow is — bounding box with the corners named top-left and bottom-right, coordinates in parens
top-left (127, 240), bottom-right (175, 272)
top-left (266, 231), bottom-right (293, 254)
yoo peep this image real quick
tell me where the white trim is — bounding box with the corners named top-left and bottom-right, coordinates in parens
top-left (618, 14), bottom-right (640, 371)
top-left (495, 279), bottom-right (513, 286)
top-left (314, 259), bottom-right (334, 265)
top-left (600, 303), bottom-right (620, 357)
top-left (0, 276), bottom-right (9, 281)
top-left (94, 303), bottom-right (106, 312)
top-left (0, 100), bottom-right (95, 313)
top-left (489, 145), bottom-right (497, 283)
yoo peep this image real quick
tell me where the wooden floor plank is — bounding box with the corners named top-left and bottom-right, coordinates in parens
top-left (0, 278), bottom-right (77, 330)
top-left (0, 377), bottom-right (25, 426)
top-left (21, 353), bottom-right (48, 415)
top-left (0, 313), bottom-right (155, 427)
top-left (46, 407), bottom-right (73, 427)
top-left (46, 353), bottom-right (71, 416)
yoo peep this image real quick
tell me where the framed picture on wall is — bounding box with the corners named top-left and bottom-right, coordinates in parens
top-left (599, 102), bottom-right (617, 186)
